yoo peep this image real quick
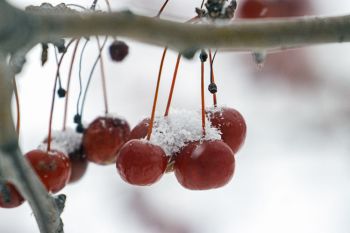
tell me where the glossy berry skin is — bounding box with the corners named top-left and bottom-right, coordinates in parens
top-left (128, 118), bottom-right (150, 141)
top-left (25, 149), bottom-right (71, 193)
top-left (0, 183), bottom-right (24, 208)
top-left (83, 116), bottom-right (130, 165)
top-left (207, 107), bottom-right (246, 153)
top-left (43, 137), bottom-right (88, 183)
top-left (174, 140), bottom-right (235, 190)
top-left (116, 139), bottom-right (168, 186)
top-left (68, 148), bottom-right (88, 183)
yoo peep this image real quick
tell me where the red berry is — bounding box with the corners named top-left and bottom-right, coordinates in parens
top-left (238, 0), bottom-right (311, 19)
top-left (25, 149), bottom-right (71, 193)
top-left (68, 148), bottom-right (88, 183)
top-left (174, 140), bottom-right (235, 190)
top-left (0, 182), bottom-right (24, 208)
top-left (128, 118), bottom-right (150, 140)
top-left (83, 116), bottom-right (130, 165)
top-left (116, 139), bottom-right (168, 186)
top-left (207, 107), bottom-right (246, 153)
top-left (43, 130), bottom-right (88, 183)
top-left (239, 0), bottom-right (266, 18)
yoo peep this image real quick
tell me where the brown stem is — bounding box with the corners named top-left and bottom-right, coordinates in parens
top-left (96, 37), bottom-right (109, 114)
top-left (63, 39), bottom-right (80, 131)
top-left (156, 0), bottom-right (170, 18)
top-left (146, 47), bottom-right (168, 140)
top-left (164, 53), bottom-right (181, 117)
top-left (12, 77), bottom-right (20, 135)
top-left (209, 49), bottom-right (217, 107)
top-left (47, 39), bottom-right (75, 151)
top-left (201, 61), bottom-right (206, 137)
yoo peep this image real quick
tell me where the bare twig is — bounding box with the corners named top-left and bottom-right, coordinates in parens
top-left (0, 59), bottom-right (64, 233)
top-left (1, 1), bottom-right (350, 56)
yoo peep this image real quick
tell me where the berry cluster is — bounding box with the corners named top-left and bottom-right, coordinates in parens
top-left (1, 0), bottom-right (248, 211)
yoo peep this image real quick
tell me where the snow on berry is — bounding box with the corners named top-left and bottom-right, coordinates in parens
top-left (145, 108), bottom-right (221, 156)
top-left (38, 128), bottom-right (82, 155)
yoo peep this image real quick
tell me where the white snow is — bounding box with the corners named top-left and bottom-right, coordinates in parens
top-left (38, 128), bottom-right (82, 155)
top-left (146, 108), bottom-right (221, 156)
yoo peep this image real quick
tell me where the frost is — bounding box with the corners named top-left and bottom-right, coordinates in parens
top-left (38, 128), bottom-right (82, 155)
top-left (147, 108), bottom-right (221, 156)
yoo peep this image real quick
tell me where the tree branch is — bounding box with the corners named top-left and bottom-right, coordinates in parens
top-left (0, 59), bottom-right (63, 233)
top-left (1, 1), bottom-right (350, 55)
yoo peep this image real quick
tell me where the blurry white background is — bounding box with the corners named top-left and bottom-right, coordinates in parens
top-left (1, 0), bottom-right (350, 232)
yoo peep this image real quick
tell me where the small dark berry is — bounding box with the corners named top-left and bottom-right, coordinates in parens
top-left (230, 0), bottom-right (237, 10)
top-left (109, 40), bottom-right (129, 62)
top-left (74, 114), bottom-right (81, 124)
top-left (208, 83), bottom-right (218, 94)
top-left (57, 88), bottom-right (66, 98)
top-left (76, 124), bottom-right (84, 133)
top-left (200, 50), bottom-right (208, 62)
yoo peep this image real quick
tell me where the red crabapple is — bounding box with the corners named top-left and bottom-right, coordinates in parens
top-left (0, 182), bottom-right (24, 208)
top-left (83, 116), bottom-right (130, 165)
top-left (174, 140), bottom-right (235, 190)
top-left (42, 129), bottom-right (88, 183)
top-left (25, 149), bottom-right (71, 193)
top-left (116, 139), bottom-right (168, 186)
top-left (207, 107), bottom-right (246, 153)
top-left (238, 0), bottom-right (311, 19)
top-left (128, 118), bottom-right (150, 141)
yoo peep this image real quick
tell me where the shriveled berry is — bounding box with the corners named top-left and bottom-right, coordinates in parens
top-left (200, 50), bottom-right (208, 62)
top-left (116, 139), bottom-right (168, 186)
top-left (76, 123), bottom-right (84, 133)
top-left (0, 182), bottom-right (24, 208)
top-left (57, 88), bottom-right (66, 98)
top-left (83, 116), bottom-right (130, 165)
top-left (207, 107), bottom-right (246, 153)
top-left (25, 149), bottom-right (71, 193)
top-left (208, 83), bottom-right (217, 94)
top-left (109, 40), bottom-right (129, 62)
top-left (174, 140), bottom-right (235, 190)
top-left (73, 114), bottom-right (81, 124)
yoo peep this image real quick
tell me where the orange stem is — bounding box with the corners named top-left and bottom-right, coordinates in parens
top-left (156, 0), bottom-right (170, 18)
top-left (164, 53), bottom-right (181, 117)
top-left (147, 47), bottom-right (168, 141)
top-left (63, 39), bottom-right (80, 131)
top-left (209, 49), bottom-right (217, 107)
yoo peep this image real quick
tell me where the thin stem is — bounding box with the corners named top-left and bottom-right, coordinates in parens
top-left (201, 61), bottom-right (206, 136)
top-left (80, 36), bottom-right (108, 118)
top-left (47, 39), bottom-right (75, 152)
top-left (156, 0), bottom-right (170, 18)
top-left (146, 47), bottom-right (168, 140)
top-left (63, 39), bottom-right (81, 131)
top-left (96, 37), bottom-right (109, 114)
top-left (77, 39), bottom-right (89, 116)
top-left (163, 16), bottom-right (201, 117)
top-left (12, 77), bottom-right (20, 135)
top-left (201, 0), bottom-right (205, 9)
top-left (54, 48), bottom-right (64, 90)
top-left (164, 53), bottom-right (181, 117)
top-left (209, 49), bottom-right (217, 107)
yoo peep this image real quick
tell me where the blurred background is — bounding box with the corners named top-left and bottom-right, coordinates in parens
top-left (1, 0), bottom-right (350, 232)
